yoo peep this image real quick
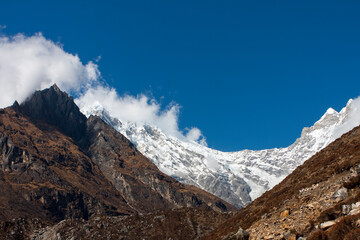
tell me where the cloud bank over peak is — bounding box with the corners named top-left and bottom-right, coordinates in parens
top-left (75, 85), bottom-right (207, 145)
top-left (0, 33), bottom-right (99, 107)
top-left (0, 32), bottom-right (207, 145)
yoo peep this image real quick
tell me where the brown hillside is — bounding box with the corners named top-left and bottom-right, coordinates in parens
top-left (204, 124), bottom-right (360, 239)
top-left (29, 208), bottom-right (234, 240)
top-left (0, 107), bottom-right (134, 223)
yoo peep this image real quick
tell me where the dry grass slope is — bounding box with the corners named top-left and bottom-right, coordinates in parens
top-left (204, 125), bottom-right (360, 239)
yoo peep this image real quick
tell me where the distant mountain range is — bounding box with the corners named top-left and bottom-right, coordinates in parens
top-left (82, 97), bottom-right (360, 208)
top-left (1, 85), bottom-right (360, 239)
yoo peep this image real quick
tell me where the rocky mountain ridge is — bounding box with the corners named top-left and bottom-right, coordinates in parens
top-left (81, 98), bottom-right (360, 208)
top-left (0, 85), bottom-right (235, 239)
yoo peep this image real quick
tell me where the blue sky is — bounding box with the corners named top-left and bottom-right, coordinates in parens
top-left (1, 0), bottom-right (360, 151)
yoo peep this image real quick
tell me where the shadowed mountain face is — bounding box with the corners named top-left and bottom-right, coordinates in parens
top-left (84, 115), bottom-right (233, 213)
top-left (0, 107), bottom-right (134, 223)
top-left (19, 84), bottom-right (87, 142)
top-left (0, 85), bottom-right (235, 239)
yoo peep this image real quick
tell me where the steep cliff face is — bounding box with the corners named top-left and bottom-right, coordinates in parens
top-left (0, 107), bottom-right (134, 223)
top-left (84, 115), bottom-right (235, 213)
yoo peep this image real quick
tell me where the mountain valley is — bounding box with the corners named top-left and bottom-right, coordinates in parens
top-left (0, 85), bottom-right (359, 239)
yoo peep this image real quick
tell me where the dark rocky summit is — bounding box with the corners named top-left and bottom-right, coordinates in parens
top-left (19, 84), bottom-right (87, 142)
top-left (0, 85), bottom-right (235, 239)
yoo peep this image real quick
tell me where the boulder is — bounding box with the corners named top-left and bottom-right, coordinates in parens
top-left (320, 221), bottom-right (336, 229)
top-left (331, 187), bottom-right (348, 201)
top-left (349, 208), bottom-right (360, 215)
top-left (222, 227), bottom-right (249, 240)
top-left (264, 235), bottom-right (274, 240)
top-left (280, 210), bottom-right (290, 218)
top-left (351, 201), bottom-right (360, 209)
top-left (287, 234), bottom-right (297, 240)
top-left (349, 202), bottom-right (360, 215)
top-left (342, 204), bottom-right (351, 215)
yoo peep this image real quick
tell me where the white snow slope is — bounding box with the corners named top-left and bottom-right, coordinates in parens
top-left (80, 98), bottom-right (360, 208)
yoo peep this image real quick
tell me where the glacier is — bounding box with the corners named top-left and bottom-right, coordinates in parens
top-left (79, 98), bottom-right (360, 208)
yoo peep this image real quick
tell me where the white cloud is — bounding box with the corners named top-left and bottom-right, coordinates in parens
top-left (186, 127), bottom-right (207, 146)
top-left (0, 32), bottom-right (206, 145)
top-left (0, 33), bottom-right (99, 107)
top-left (75, 85), bottom-right (207, 144)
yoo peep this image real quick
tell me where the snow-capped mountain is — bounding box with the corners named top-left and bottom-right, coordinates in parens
top-left (80, 98), bottom-right (360, 208)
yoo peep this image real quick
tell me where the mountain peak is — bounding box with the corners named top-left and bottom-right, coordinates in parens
top-left (17, 85), bottom-right (87, 142)
top-left (51, 83), bottom-right (61, 92)
top-left (11, 100), bottom-right (20, 111)
top-left (325, 107), bottom-right (337, 115)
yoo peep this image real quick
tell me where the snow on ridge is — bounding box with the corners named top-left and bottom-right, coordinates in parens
top-left (79, 98), bottom-right (360, 208)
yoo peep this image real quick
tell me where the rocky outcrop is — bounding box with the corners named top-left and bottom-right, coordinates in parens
top-left (0, 133), bottom-right (32, 171)
top-left (332, 187), bottom-right (348, 201)
top-left (222, 228), bottom-right (249, 240)
top-left (31, 208), bottom-right (233, 240)
top-left (0, 218), bottom-right (45, 240)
